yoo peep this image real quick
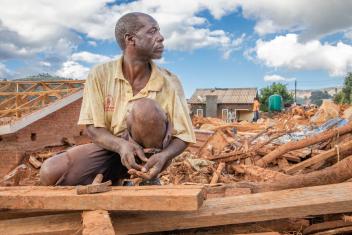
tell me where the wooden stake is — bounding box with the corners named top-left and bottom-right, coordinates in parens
top-left (210, 162), bottom-right (225, 184)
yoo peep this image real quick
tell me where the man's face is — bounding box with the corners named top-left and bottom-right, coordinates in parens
top-left (133, 15), bottom-right (164, 59)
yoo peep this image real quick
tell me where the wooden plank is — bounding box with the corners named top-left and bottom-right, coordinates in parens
top-left (0, 80), bottom-right (85, 85)
top-left (0, 88), bottom-right (80, 96)
top-left (82, 210), bottom-right (114, 235)
top-left (277, 158), bottom-right (290, 170)
top-left (28, 156), bottom-right (42, 169)
top-left (0, 185), bottom-right (204, 211)
top-left (0, 213), bottom-right (307, 235)
top-left (283, 154), bottom-right (301, 163)
top-left (312, 225), bottom-right (352, 235)
top-left (285, 140), bottom-right (352, 174)
top-left (0, 212), bottom-right (81, 235)
top-left (0, 209), bottom-right (75, 220)
top-left (303, 220), bottom-right (352, 234)
top-left (236, 233), bottom-right (280, 235)
top-left (256, 122), bottom-right (352, 167)
top-left (111, 182), bottom-right (352, 234)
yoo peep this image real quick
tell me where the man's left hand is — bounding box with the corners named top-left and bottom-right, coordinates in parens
top-left (128, 153), bottom-right (168, 180)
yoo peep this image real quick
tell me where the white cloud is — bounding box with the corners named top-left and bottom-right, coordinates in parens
top-left (0, 0), bottom-right (243, 61)
top-left (88, 41), bottom-right (97, 47)
top-left (71, 51), bottom-right (112, 64)
top-left (2, 0), bottom-right (352, 79)
top-left (55, 61), bottom-right (89, 79)
top-left (0, 63), bottom-right (11, 79)
top-left (237, 0), bottom-right (352, 40)
top-left (345, 30), bottom-right (352, 40)
top-left (39, 61), bottom-right (51, 67)
top-left (264, 74), bottom-right (295, 82)
top-left (255, 34), bottom-right (352, 76)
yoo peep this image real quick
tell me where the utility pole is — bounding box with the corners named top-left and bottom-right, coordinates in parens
top-left (294, 79), bottom-right (297, 104)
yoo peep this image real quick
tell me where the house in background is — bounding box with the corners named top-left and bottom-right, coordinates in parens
top-left (0, 80), bottom-right (87, 177)
top-left (188, 88), bottom-right (258, 122)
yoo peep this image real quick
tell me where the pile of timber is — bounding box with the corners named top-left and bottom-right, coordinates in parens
top-left (2, 108), bottom-right (352, 233)
top-left (1, 182), bottom-right (352, 234)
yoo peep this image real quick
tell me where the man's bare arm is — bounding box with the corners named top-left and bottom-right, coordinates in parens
top-left (86, 125), bottom-right (147, 170)
top-left (156, 137), bottom-right (188, 163)
top-left (130, 137), bottom-right (188, 179)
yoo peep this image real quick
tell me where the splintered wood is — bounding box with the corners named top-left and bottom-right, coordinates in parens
top-left (2, 104), bottom-right (352, 234)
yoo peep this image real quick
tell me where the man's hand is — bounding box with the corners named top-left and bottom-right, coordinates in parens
top-left (118, 139), bottom-right (148, 170)
top-left (128, 153), bottom-right (168, 180)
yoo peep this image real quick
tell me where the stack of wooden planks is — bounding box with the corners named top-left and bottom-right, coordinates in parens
top-left (1, 182), bottom-right (352, 234)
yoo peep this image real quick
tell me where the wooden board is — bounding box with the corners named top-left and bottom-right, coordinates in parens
top-left (0, 212), bottom-right (81, 235)
top-left (82, 210), bottom-right (114, 235)
top-left (0, 185), bottom-right (204, 212)
top-left (111, 182), bottom-right (352, 234)
top-left (285, 140), bottom-right (352, 174)
top-left (0, 213), bottom-right (307, 235)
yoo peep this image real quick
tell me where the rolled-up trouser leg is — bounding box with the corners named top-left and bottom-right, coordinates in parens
top-left (40, 143), bottom-right (128, 186)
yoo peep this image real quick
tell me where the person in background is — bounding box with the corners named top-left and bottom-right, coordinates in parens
top-left (252, 97), bottom-right (260, 122)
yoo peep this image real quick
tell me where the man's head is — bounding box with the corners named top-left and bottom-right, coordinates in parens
top-left (115, 12), bottom-right (164, 59)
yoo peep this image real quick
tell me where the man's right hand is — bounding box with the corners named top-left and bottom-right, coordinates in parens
top-left (118, 139), bottom-right (148, 170)
top-left (86, 125), bottom-right (148, 171)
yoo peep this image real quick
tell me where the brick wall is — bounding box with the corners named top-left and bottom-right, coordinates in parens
top-left (0, 98), bottom-right (85, 176)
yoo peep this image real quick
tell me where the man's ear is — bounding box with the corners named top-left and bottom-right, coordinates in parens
top-left (124, 33), bottom-right (135, 47)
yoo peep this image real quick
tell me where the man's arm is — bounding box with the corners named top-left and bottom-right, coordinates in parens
top-left (129, 137), bottom-right (188, 180)
top-left (86, 125), bottom-right (147, 170)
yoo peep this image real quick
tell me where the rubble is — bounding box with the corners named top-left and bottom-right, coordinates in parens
top-left (1, 103), bottom-right (352, 234)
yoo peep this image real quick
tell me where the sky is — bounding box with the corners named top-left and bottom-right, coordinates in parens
top-left (0, 0), bottom-right (352, 98)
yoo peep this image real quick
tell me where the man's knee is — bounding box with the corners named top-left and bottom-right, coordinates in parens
top-left (39, 153), bottom-right (69, 186)
top-left (129, 98), bottom-right (166, 122)
top-left (39, 160), bottom-right (56, 185)
top-left (127, 98), bottom-right (168, 148)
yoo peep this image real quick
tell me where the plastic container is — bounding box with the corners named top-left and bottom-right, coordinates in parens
top-left (268, 94), bottom-right (283, 112)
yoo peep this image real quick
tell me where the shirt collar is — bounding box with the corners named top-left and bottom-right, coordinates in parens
top-left (115, 56), bottom-right (164, 92)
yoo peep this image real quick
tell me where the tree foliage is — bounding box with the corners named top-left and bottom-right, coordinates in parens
top-left (259, 83), bottom-right (294, 111)
top-left (310, 90), bottom-right (332, 106)
top-left (334, 72), bottom-right (352, 104)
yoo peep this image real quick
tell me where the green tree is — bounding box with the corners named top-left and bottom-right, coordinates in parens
top-left (310, 90), bottom-right (332, 106)
top-left (333, 73), bottom-right (352, 104)
top-left (333, 91), bottom-right (345, 104)
top-left (259, 83), bottom-right (294, 112)
top-left (341, 72), bottom-right (352, 104)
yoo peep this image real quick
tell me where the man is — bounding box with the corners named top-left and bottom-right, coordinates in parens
top-left (40, 12), bottom-right (196, 185)
top-left (252, 97), bottom-right (260, 122)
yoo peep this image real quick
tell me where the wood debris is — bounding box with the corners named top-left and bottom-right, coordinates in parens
top-left (2, 104), bottom-right (352, 234)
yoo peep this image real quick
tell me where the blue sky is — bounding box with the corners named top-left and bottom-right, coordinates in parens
top-left (0, 0), bottom-right (351, 97)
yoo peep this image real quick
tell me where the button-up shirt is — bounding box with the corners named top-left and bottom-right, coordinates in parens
top-left (78, 57), bottom-right (196, 143)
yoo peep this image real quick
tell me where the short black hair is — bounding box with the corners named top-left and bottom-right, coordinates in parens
top-left (115, 12), bottom-right (150, 50)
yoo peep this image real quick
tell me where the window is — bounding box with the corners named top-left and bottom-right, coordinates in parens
top-left (31, 133), bottom-right (37, 141)
top-left (222, 109), bottom-right (228, 122)
top-left (196, 109), bottom-right (203, 117)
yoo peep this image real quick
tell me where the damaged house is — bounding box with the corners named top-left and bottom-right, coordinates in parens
top-left (188, 88), bottom-right (258, 122)
top-left (0, 80), bottom-right (86, 176)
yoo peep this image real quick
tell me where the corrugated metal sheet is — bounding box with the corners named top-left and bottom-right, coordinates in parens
top-left (188, 88), bottom-right (257, 104)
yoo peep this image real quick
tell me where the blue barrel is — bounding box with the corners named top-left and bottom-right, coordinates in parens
top-left (268, 94), bottom-right (283, 112)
